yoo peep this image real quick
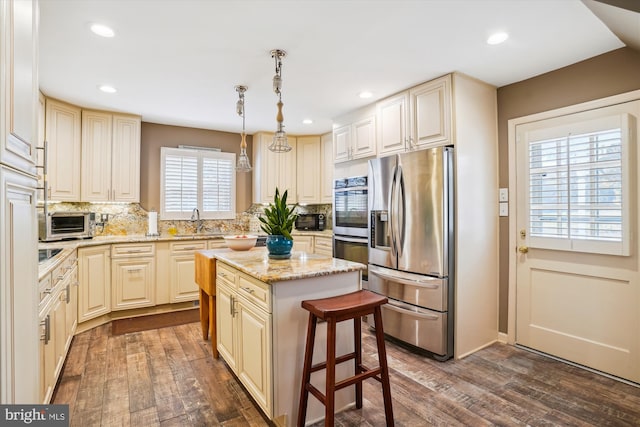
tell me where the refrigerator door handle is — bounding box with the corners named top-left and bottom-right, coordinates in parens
top-left (396, 164), bottom-right (405, 258)
top-left (385, 299), bottom-right (440, 320)
top-left (370, 268), bottom-right (441, 289)
top-left (389, 164), bottom-right (398, 258)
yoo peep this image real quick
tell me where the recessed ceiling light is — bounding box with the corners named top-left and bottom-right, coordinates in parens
top-left (487, 32), bottom-right (508, 45)
top-left (359, 91), bottom-right (373, 99)
top-left (98, 85), bottom-right (117, 93)
top-left (302, 119), bottom-right (313, 125)
top-left (90, 23), bottom-right (115, 38)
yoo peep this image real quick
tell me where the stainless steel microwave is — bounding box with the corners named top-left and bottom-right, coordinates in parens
top-left (38, 211), bottom-right (96, 241)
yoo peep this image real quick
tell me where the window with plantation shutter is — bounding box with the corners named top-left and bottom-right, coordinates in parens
top-left (520, 112), bottom-right (635, 256)
top-left (160, 147), bottom-right (236, 220)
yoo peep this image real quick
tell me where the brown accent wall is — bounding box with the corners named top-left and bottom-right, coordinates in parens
top-left (139, 122), bottom-right (253, 212)
top-left (496, 47), bottom-right (640, 333)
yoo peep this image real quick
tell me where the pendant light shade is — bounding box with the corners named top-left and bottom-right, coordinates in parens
top-left (234, 85), bottom-right (252, 172)
top-left (268, 49), bottom-right (292, 153)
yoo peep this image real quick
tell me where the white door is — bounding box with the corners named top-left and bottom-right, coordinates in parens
top-left (515, 100), bottom-right (640, 383)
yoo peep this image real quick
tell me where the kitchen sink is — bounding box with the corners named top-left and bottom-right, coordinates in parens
top-left (38, 248), bottom-right (63, 263)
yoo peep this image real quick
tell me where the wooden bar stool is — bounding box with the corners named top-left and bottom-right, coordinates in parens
top-left (297, 290), bottom-right (394, 427)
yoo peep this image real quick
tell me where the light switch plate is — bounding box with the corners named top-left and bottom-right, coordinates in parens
top-left (499, 202), bottom-right (508, 217)
top-left (499, 188), bottom-right (508, 202)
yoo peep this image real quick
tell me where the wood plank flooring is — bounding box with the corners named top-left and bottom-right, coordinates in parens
top-left (53, 321), bottom-right (640, 426)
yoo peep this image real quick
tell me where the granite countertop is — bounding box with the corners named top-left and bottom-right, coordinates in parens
top-left (199, 247), bottom-right (365, 284)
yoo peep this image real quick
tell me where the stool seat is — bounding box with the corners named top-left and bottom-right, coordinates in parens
top-left (297, 289), bottom-right (394, 426)
top-left (301, 290), bottom-right (388, 322)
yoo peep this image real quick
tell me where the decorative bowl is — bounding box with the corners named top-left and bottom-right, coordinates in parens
top-left (223, 235), bottom-right (258, 251)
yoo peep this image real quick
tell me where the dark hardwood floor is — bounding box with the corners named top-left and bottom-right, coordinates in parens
top-left (53, 321), bottom-right (640, 426)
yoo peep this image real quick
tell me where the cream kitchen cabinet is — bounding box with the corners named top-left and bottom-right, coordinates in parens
top-left (45, 98), bottom-right (82, 201)
top-left (253, 132), bottom-right (297, 204)
top-left (296, 136), bottom-right (321, 204)
top-left (376, 74), bottom-right (452, 155)
top-left (216, 261), bottom-right (272, 417)
top-left (81, 110), bottom-right (141, 202)
top-left (0, 0), bottom-right (38, 175)
top-left (169, 240), bottom-right (206, 303)
top-left (333, 116), bottom-right (376, 163)
top-left (292, 235), bottom-right (314, 253)
top-left (78, 245), bottom-right (111, 322)
top-left (111, 243), bottom-right (155, 310)
top-left (313, 235), bottom-right (333, 257)
top-left (320, 132), bottom-right (334, 203)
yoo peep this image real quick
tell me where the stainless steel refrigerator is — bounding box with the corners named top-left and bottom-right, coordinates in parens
top-left (367, 146), bottom-right (454, 360)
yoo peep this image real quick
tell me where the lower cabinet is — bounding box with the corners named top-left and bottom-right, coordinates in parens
top-left (78, 245), bottom-right (111, 322)
top-left (216, 261), bottom-right (272, 417)
top-left (169, 241), bottom-right (206, 303)
top-left (313, 236), bottom-right (333, 256)
top-left (111, 243), bottom-right (155, 310)
top-left (292, 235), bottom-right (313, 253)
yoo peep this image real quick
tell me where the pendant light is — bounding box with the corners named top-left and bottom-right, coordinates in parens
top-left (268, 49), bottom-right (292, 153)
top-left (235, 85), bottom-right (252, 172)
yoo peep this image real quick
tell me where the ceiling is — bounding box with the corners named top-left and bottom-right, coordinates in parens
top-left (38, 0), bottom-right (637, 136)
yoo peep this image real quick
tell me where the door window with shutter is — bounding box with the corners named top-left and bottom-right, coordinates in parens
top-left (160, 147), bottom-right (236, 219)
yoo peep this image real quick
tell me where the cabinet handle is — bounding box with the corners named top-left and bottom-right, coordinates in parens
top-left (128, 268), bottom-right (142, 272)
top-left (219, 272), bottom-right (227, 278)
top-left (230, 295), bottom-right (235, 317)
top-left (66, 284), bottom-right (71, 304)
top-left (126, 250), bottom-right (142, 253)
top-left (183, 247), bottom-right (196, 250)
top-left (241, 287), bottom-right (255, 294)
top-left (42, 288), bottom-right (52, 294)
top-left (40, 315), bottom-right (50, 344)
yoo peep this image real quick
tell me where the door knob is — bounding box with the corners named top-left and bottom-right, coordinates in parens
top-left (518, 246), bottom-right (529, 253)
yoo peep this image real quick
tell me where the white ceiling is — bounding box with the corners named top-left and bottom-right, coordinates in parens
top-left (39, 0), bottom-right (630, 135)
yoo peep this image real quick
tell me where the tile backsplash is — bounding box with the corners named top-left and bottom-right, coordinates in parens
top-left (40, 202), bottom-right (332, 236)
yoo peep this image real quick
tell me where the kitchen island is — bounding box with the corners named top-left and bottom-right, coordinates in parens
top-left (195, 248), bottom-right (365, 427)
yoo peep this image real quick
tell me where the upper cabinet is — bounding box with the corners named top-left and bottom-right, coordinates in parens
top-left (81, 110), bottom-right (140, 202)
top-left (376, 74), bottom-right (452, 155)
top-left (333, 105), bottom-right (376, 163)
top-left (1, 0), bottom-right (38, 174)
top-left (320, 132), bottom-right (333, 203)
top-left (253, 132), bottom-right (297, 204)
top-left (296, 136), bottom-right (321, 204)
top-left (45, 98), bottom-right (82, 201)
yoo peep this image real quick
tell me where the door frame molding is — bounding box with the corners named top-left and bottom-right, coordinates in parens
top-left (506, 88), bottom-right (640, 344)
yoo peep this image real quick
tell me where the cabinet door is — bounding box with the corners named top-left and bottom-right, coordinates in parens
top-left (292, 235), bottom-right (313, 253)
top-left (1, 0), bottom-right (37, 174)
top-left (81, 110), bottom-right (112, 202)
top-left (278, 136), bottom-right (297, 203)
top-left (320, 133), bottom-right (333, 203)
top-left (169, 254), bottom-right (199, 302)
top-left (111, 257), bottom-right (155, 310)
top-left (52, 291), bottom-right (67, 381)
top-left (377, 92), bottom-right (409, 155)
top-left (45, 99), bottom-right (81, 201)
top-left (351, 116), bottom-right (376, 159)
top-left (112, 114), bottom-right (141, 202)
top-left (409, 76), bottom-right (451, 148)
top-left (65, 266), bottom-right (78, 349)
top-left (254, 133), bottom-right (279, 203)
top-left (1, 166), bottom-right (38, 403)
top-left (237, 297), bottom-right (272, 417)
top-left (216, 283), bottom-right (237, 372)
top-left (39, 312), bottom-right (55, 403)
top-left (296, 136), bottom-right (320, 204)
top-left (333, 125), bottom-right (351, 163)
top-left (314, 236), bottom-right (333, 256)
top-left (78, 246), bottom-right (111, 322)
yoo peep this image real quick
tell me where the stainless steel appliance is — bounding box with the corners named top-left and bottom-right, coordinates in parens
top-left (368, 146), bottom-right (454, 360)
top-left (38, 211), bottom-right (96, 241)
top-left (333, 234), bottom-right (368, 282)
top-left (295, 213), bottom-right (325, 231)
top-left (333, 176), bottom-right (368, 238)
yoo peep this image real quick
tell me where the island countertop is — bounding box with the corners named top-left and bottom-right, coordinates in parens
top-left (197, 248), bottom-right (366, 284)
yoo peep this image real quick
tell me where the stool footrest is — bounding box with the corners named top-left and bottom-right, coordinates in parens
top-left (335, 368), bottom-right (382, 391)
top-left (310, 351), bottom-right (357, 373)
top-left (306, 383), bottom-right (326, 405)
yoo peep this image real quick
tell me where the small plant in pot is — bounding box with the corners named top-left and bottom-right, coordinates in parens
top-left (259, 187), bottom-right (298, 259)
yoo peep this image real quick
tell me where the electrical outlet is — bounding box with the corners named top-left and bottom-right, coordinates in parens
top-left (499, 202), bottom-right (509, 217)
top-left (101, 213), bottom-right (109, 223)
top-left (499, 188), bottom-right (508, 202)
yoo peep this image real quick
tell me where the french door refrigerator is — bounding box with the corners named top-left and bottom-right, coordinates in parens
top-left (368, 146), bottom-right (454, 360)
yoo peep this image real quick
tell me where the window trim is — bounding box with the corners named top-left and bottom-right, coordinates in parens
top-left (160, 147), bottom-right (236, 220)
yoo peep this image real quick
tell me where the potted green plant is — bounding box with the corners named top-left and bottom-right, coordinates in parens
top-left (259, 187), bottom-right (298, 258)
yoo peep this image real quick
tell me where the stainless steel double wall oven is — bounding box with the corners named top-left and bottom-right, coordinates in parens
top-left (332, 176), bottom-right (368, 284)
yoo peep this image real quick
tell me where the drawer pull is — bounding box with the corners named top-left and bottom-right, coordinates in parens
top-left (126, 249), bottom-right (142, 253)
top-left (42, 288), bottom-right (52, 294)
top-left (241, 287), bottom-right (255, 294)
top-left (128, 268), bottom-right (142, 273)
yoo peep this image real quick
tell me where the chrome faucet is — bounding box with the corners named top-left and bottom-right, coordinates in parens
top-left (191, 208), bottom-right (203, 233)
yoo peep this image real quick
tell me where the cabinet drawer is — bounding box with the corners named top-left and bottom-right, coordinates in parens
top-left (112, 242), bottom-right (155, 258)
top-left (208, 239), bottom-right (227, 249)
top-left (217, 262), bottom-right (237, 288)
top-left (170, 241), bottom-right (207, 254)
top-left (238, 273), bottom-right (271, 313)
top-left (314, 236), bottom-right (332, 251)
top-left (39, 275), bottom-right (53, 306)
